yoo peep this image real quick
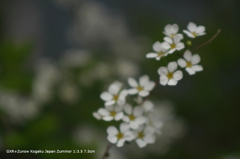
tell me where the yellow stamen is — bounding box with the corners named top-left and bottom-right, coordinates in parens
top-left (113, 95), bottom-right (119, 101)
top-left (110, 111), bottom-right (116, 117)
top-left (158, 52), bottom-right (164, 56)
top-left (129, 115), bottom-right (135, 121)
top-left (138, 132), bottom-right (144, 139)
top-left (167, 72), bottom-right (173, 79)
top-left (116, 132), bottom-right (124, 140)
top-left (192, 32), bottom-right (197, 37)
top-left (170, 43), bottom-right (176, 49)
top-left (186, 61), bottom-right (192, 67)
top-left (137, 86), bottom-right (144, 91)
top-left (171, 34), bottom-right (175, 38)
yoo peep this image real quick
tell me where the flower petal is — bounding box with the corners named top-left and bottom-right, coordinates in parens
top-left (168, 79), bottom-right (178, 86)
top-left (139, 91), bottom-right (149, 97)
top-left (144, 82), bottom-right (155, 91)
top-left (191, 54), bottom-right (201, 64)
top-left (128, 78), bottom-right (138, 87)
top-left (128, 88), bottom-right (138, 94)
top-left (124, 104), bottom-right (132, 115)
top-left (158, 67), bottom-right (168, 75)
top-left (183, 50), bottom-right (192, 61)
top-left (146, 53), bottom-right (158, 58)
top-left (107, 135), bottom-right (117, 144)
top-left (120, 123), bottom-right (130, 132)
top-left (109, 83), bottom-right (120, 95)
top-left (139, 75), bottom-right (149, 86)
top-left (153, 41), bottom-right (162, 52)
top-left (171, 24), bottom-right (179, 34)
top-left (173, 70), bottom-right (183, 80)
top-left (196, 26), bottom-right (205, 34)
top-left (186, 67), bottom-right (196, 75)
top-left (168, 62), bottom-right (178, 72)
top-left (164, 24), bottom-right (172, 35)
top-left (192, 65), bottom-right (203, 72)
top-left (163, 37), bottom-right (173, 44)
top-left (107, 126), bottom-right (118, 135)
top-left (177, 58), bottom-right (187, 68)
top-left (115, 112), bottom-right (124, 121)
top-left (105, 100), bottom-right (115, 106)
top-left (187, 22), bottom-right (197, 32)
top-left (161, 42), bottom-right (170, 49)
top-left (100, 92), bottom-right (113, 101)
top-left (183, 30), bottom-right (195, 38)
top-left (103, 116), bottom-right (114, 121)
top-left (124, 132), bottom-right (135, 141)
top-left (93, 112), bottom-right (101, 120)
top-left (136, 139), bottom-right (147, 148)
top-left (176, 43), bottom-right (185, 50)
top-left (98, 108), bottom-right (109, 116)
top-left (160, 75), bottom-right (168, 86)
top-left (116, 139), bottom-right (125, 147)
top-left (133, 106), bottom-right (143, 116)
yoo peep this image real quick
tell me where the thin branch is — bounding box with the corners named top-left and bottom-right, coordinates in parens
top-left (102, 143), bottom-right (112, 159)
top-left (191, 29), bottom-right (221, 52)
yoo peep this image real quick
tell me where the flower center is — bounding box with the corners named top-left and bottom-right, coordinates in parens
top-left (137, 86), bottom-right (144, 91)
top-left (113, 95), bottom-right (119, 101)
top-left (167, 72), bottom-right (173, 79)
top-left (186, 61), bottom-right (192, 67)
top-left (171, 34), bottom-right (175, 38)
top-left (138, 132), bottom-right (145, 139)
top-left (158, 52), bottom-right (164, 56)
top-left (110, 111), bottom-right (116, 117)
top-left (192, 32), bottom-right (197, 37)
top-left (129, 114), bottom-right (135, 121)
top-left (116, 132), bottom-right (124, 140)
top-left (170, 43), bottom-right (176, 49)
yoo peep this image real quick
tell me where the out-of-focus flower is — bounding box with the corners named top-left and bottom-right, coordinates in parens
top-left (146, 41), bottom-right (168, 61)
top-left (100, 82), bottom-right (128, 106)
top-left (107, 123), bottom-right (135, 147)
top-left (59, 82), bottom-right (80, 104)
top-left (141, 100), bottom-right (154, 112)
top-left (158, 62), bottom-right (183, 86)
top-left (128, 75), bottom-right (155, 97)
top-left (162, 35), bottom-right (184, 54)
top-left (183, 22), bottom-right (206, 38)
top-left (133, 125), bottom-right (155, 148)
top-left (177, 50), bottom-right (203, 75)
top-left (97, 105), bottom-right (124, 121)
top-left (123, 104), bottom-right (146, 129)
top-left (115, 59), bottom-right (140, 80)
top-left (163, 24), bottom-right (183, 39)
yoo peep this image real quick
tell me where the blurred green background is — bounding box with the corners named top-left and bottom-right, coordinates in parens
top-left (0, 0), bottom-right (240, 159)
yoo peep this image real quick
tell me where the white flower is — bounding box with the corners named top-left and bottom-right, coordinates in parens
top-left (162, 35), bottom-right (185, 54)
top-left (133, 125), bottom-right (156, 148)
top-left (158, 62), bottom-right (183, 86)
top-left (123, 104), bottom-right (146, 129)
top-left (146, 111), bottom-right (163, 134)
top-left (163, 24), bottom-right (183, 39)
top-left (177, 50), bottom-right (203, 75)
top-left (128, 75), bottom-right (155, 97)
top-left (97, 105), bottom-right (124, 121)
top-left (107, 123), bottom-right (135, 147)
top-left (146, 41), bottom-right (168, 61)
top-left (183, 22), bottom-right (206, 38)
top-left (141, 100), bottom-right (154, 112)
top-left (100, 82), bottom-right (128, 106)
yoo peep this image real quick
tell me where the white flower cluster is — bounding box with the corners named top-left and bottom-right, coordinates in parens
top-left (146, 22), bottom-right (205, 86)
top-left (93, 75), bottom-right (163, 148)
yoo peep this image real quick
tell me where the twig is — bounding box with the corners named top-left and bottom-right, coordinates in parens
top-left (102, 143), bottom-right (112, 159)
top-left (191, 29), bottom-right (221, 52)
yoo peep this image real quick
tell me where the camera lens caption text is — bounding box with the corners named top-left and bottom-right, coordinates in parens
top-left (6, 149), bottom-right (95, 154)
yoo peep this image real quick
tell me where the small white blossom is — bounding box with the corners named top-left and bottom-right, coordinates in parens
top-left (141, 100), bottom-right (154, 112)
top-left (133, 125), bottom-right (156, 148)
top-left (123, 104), bottom-right (146, 129)
top-left (158, 62), bottom-right (183, 86)
top-left (107, 123), bottom-right (135, 147)
top-left (163, 24), bottom-right (183, 39)
top-left (183, 22), bottom-right (206, 38)
top-left (97, 105), bottom-right (124, 121)
top-left (177, 50), bottom-right (203, 75)
top-left (100, 82), bottom-right (128, 106)
top-left (162, 35), bottom-right (185, 54)
top-left (146, 41), bottom-right (168, 61)
top-left (128, 75), bottom-right (155, 97)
